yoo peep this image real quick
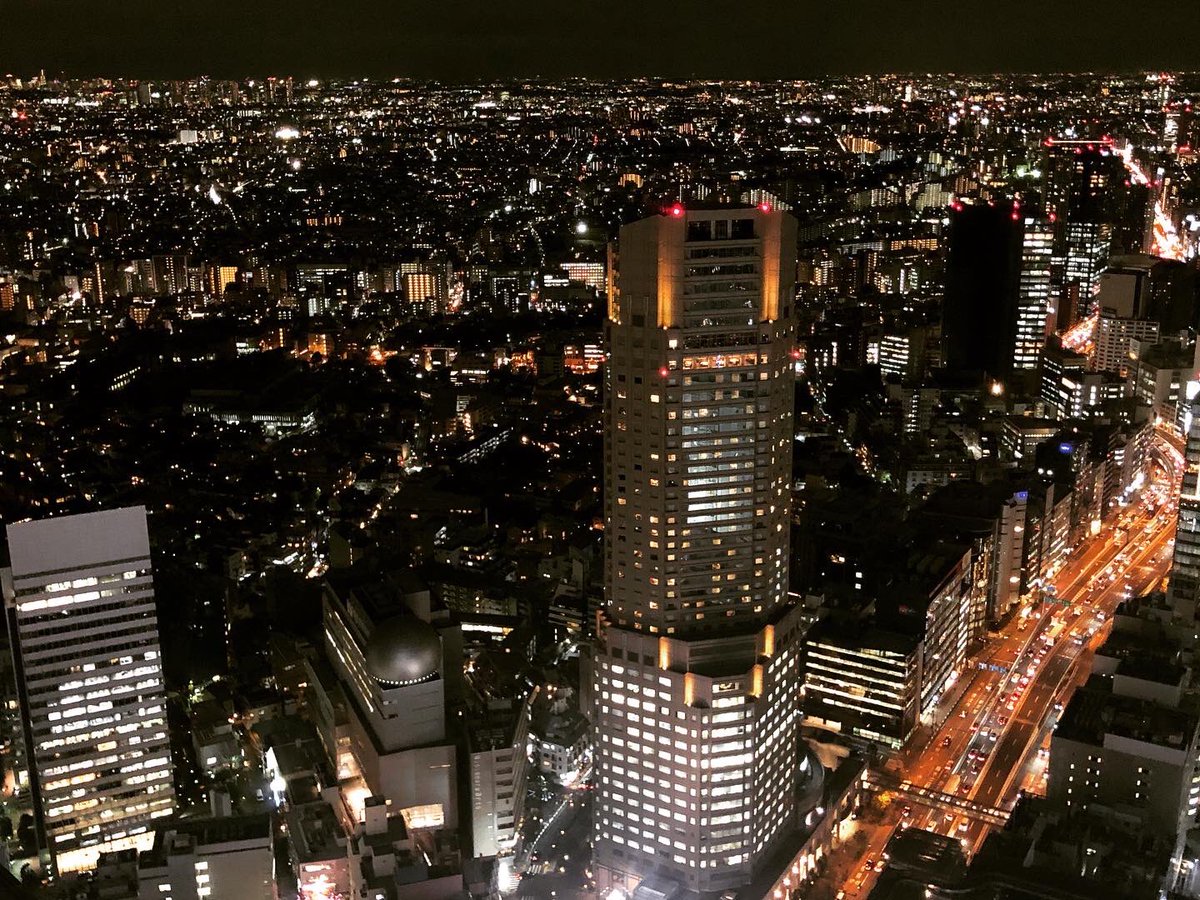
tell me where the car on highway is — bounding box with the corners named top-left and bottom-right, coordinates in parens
top-left (941, 735), bottom-right (952, 748)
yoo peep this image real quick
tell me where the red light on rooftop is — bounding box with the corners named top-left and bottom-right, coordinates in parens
top-left (659, 366), bottom-right (669, 377)
top-left (669, 204), bottom-right (684, 218)
top-left (758, 202), bottom-right (771, 213)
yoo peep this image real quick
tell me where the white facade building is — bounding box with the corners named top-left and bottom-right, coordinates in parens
top-left (594, 206), bottom-right (805, 897)
top-left (1095, 311), bottom-right (1160, 376)
top-left (2, 506), bottom-right (175, 875)
top-left (136, 814), bottom-right (274, 900)
top-left (468, 699), bottom-right (530, 859)
top-left (321, 582), bottom-right (457, 830)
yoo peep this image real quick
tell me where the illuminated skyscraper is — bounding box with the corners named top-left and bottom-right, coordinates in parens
top-left (1, 507), bottom-right (175, 875)
top-left (1061, 221), bottom-right (1112, 303)
top-left (593, 205), bottom-right (805, 897)
top-left (1015, 215), bottom-right (1054, 370)
top-left (1169, 394), bottom-right (1200, 623)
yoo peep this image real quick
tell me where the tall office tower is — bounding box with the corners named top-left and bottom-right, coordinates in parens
top-left (1, 507), bottom-right (175, 875)
top-left (1014, 215), bottom-right (1054, 370)
top-left (941, 203), bottom-right (1024, 379)
top-left (1044, 139), bottom-right (1125, 224)
top-left (1060, 221), bottom-right (1112, 310)
top-left (1169, 395), bottom-right (1200, 623)
top-left (1044, 138), bottom-right (1151, 256)
top-left (593, 206), bottom-right (806, 898)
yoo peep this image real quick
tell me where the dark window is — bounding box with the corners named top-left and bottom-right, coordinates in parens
top-left (687, 221), bottom-right (713, 241)
top-left (731, 219), bottom-right (755, 239)
top-left (715, 219), bottom-right (729, 240)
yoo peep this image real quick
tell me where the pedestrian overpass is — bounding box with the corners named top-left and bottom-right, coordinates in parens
top-left (864, 769), bottom-right (1013, 828)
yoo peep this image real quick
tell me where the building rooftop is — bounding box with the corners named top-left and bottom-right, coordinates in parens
top-left (1055, 672), bottom-right (1197, 753)
top-left (467, 699), bottom-right (525, 752)
top-left (286, 801), bottom-right (347, 864)
top-left (140, 813), bottom-right (272, 869)
top-left (882, 826), bottom-right (966, 875)
top-left (807, 616), bottom-right (922, 657)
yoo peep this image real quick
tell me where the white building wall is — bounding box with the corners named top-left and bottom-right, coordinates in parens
top-left (4, 507), bottom-right (174, 874)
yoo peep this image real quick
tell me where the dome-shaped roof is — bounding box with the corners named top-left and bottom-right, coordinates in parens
top-left (364, 617), bottom-right (442, 687)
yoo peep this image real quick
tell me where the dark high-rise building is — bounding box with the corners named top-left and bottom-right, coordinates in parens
top-left (1044, 138), bottom-right (1152, 255)
top-left (1044, 139), bottom-right (1126, 224)
top-left (941, 203), bottom-right (1024, 378)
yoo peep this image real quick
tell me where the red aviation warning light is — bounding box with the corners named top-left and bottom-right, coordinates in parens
top-left (659, 366), bottom-right (669, 378)
top-left (669, 203), bottom-right (684, 218)
top-left (758, 202), bottom-right (771, 213)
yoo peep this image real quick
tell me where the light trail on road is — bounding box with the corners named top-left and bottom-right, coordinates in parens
top-left (837, 432), bottom-right (1182, 897)
top-left (1116, 142), bottom-right (1187, 261)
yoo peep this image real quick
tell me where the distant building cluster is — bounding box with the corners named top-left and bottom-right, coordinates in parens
top-left (3, 69), bottom-right (1200, 900)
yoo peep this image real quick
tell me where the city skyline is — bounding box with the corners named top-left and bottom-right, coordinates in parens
top-left (2, 65), bottom-right (1200, 900)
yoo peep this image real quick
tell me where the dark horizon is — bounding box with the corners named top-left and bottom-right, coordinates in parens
top-left (8, 0), bottom-right (1200, 83)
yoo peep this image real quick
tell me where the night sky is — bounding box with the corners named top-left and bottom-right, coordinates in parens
top-left (7, 0), bottom-right (1200, 80)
